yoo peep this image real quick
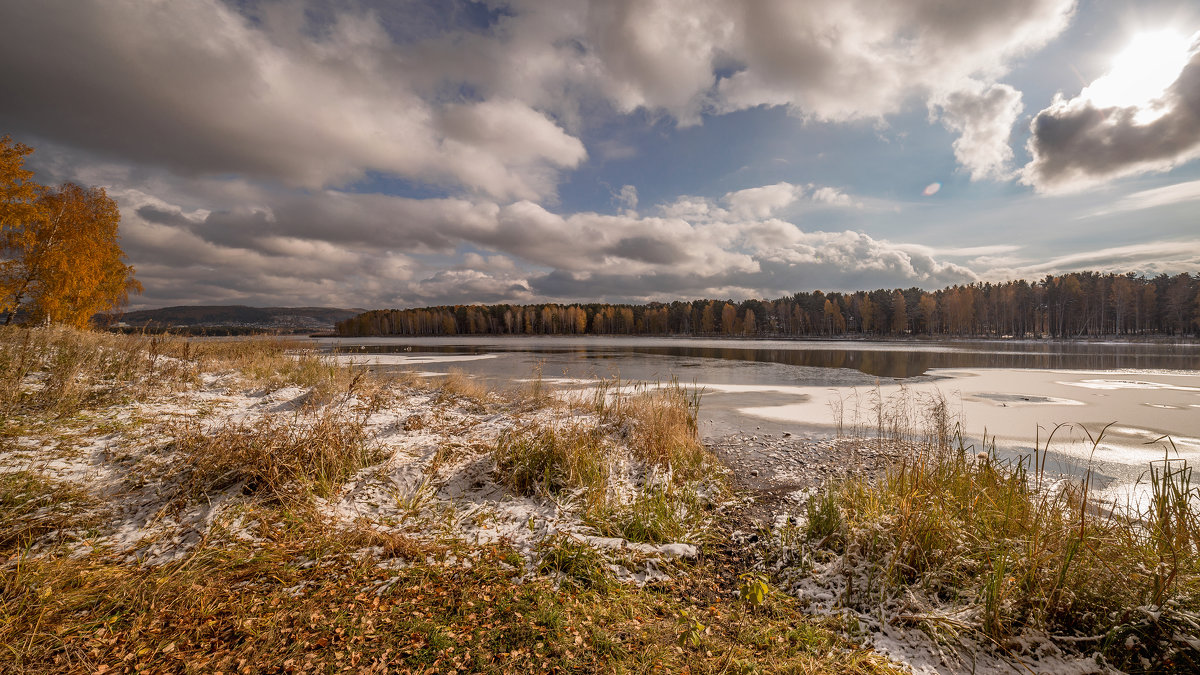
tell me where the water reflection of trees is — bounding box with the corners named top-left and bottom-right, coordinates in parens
top-left (330, 341), bottom-right (1200, 378)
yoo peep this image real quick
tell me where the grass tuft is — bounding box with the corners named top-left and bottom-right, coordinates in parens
top-left (435, 368), bottom-right (492, 403)
top-left (175, 409), bottom-right (382, 503)
top-left (536, 534), bottom-right (613, 590)
top-left (493, 423), bottom-right (610, 499)
top-left (494, 378), bottom-right (721, 545)
top-left (589, 377), bottom-right (709, 479)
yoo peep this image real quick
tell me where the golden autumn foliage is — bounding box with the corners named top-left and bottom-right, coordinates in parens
top-left (0, 137), bottom-right (39, 237)
top-left (0, 136), bottom-right (140, 328)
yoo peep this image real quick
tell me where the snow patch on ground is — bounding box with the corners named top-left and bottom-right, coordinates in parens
top-left (2, 373), bottom-right (710, 582)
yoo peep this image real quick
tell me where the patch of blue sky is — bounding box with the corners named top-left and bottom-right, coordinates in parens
top-left (343, 171), bottom-right (457, 201)
top-left (560, 104), bottom-right (965, 216)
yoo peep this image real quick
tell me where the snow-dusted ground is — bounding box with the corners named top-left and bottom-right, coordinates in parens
top-left (1, 370), bottom-right (706, 583)
top-left (1, 359), bottom-right (1148, 674)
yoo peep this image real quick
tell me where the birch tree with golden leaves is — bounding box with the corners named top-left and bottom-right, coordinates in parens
top-left (1, 136), bottom-right (141, 328)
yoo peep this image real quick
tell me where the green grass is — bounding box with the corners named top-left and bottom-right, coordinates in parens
top-left (536, 534), bottom-right (613, 590)
top-left (590, 485), bottom-right (710, 544)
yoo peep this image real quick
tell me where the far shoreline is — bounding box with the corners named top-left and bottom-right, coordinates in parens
top-left (312, 332), bottom-right (1200, 346)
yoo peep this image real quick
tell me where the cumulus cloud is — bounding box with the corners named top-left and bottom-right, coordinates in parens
top-left (510, 0), bottom-right (1072, 176)
top-left (583, 0), bottom-right (735, 125)
top-left (712, 1), bottom-right (1071, 120)
top-left (435, 98), bottom-right (587, 198)
top-left (113, 188), bottom-right (423, 307)
top-left (6, 1), bottom-right (1149, 309)
top-left (724, 183), bottom-right (805, 220)
top-left (0, 1), bottom-right (584, 200)
top-left (1022, 38), bottom-right (1200, 192)
top-left (661, 182), bottom-right (862, 224)
top-left (104, 173), bottom-right (978, 308)
top-left (0, 0), bottom-right (1075, 196)
top-left (933, 83), bottom-right (1024, 180)
top-left (613, 185), bottom-right (639, 213)
top-left (695, 0), bottom-right (1071, 178)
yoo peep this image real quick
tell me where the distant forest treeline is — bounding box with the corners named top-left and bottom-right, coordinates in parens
top-left (336, 272), bottom-right (1200, 339)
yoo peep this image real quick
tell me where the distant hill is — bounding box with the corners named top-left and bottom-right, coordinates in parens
top-left (103, 305), bottom-right (366, 334)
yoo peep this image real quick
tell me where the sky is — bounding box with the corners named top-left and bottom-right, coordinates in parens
top-left (2, 0), bottom-right (1200, 310)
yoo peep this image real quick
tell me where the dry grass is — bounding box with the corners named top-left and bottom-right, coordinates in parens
top-left (177, 336), bottom-right (372, 404)
top-left (0, 326), bottom-right (192, 422)
top-left (587, 377), bottom-right (709, 478)
top-left (620, 385), bottom-right (709, 479)
top-left (0, 533), bottom-right (904, 675)
top-left (173, 409), bottom-right (382, 503)
top-left (494, 423), bottom-right (610, 499)
top-left (791, 397), bottom-right (1200, 673)
top-left (0, 325), bottom-right (907, 673)
top-left (494, 421), bottom-right (715, 544)
top-left (495, 379), bottom-right (720, 545)
top-left (0, 326), bottom-right (374, 429)
top-left (434, 368), bottom-right (493, 404)
top-left (0, 471), bottom-right (96, 554)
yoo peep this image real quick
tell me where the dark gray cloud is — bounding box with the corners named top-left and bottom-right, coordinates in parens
top-left (530, 270), bottom-right (697, 301)
top-left (0, 0), bottom-right (1073, 200)
top-left (136, 206), bottom-right (194, 228)
top-left (407, 268), bottom-right (535, 306)
top-left (0, 1), bottom-right (584, 199)
top-left (1022, 47), bottom-right (1200, 191)
top-left (186, 193), bottom-right (499, 254)
top-left (605, 237), bottom-right (689, 265)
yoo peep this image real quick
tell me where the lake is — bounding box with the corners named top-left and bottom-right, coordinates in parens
top-left (317, 336), bottom-right (1200, 504)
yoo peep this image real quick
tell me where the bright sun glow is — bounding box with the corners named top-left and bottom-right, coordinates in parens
top-left (1083, 30), bottom-right (1194, 120)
